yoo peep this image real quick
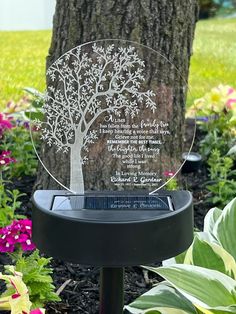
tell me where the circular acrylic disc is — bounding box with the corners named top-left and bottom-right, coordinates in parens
top-left (31, 39), bottom-right (195, 194)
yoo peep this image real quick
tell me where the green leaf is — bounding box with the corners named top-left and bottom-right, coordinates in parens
top-left (147, 265), bottom-right (236, 311)
top-left (184, 235), bottom-right (236, 279)
top-left (214, 198), bottom-right (236, 260)
top-left (203, 207), bottom-right (222, 242)
top-left (128, 282), bottom-right (197, 314)
top-left (25, 111), bottom-right (44, 121)
top-left (23, 87), bottom-right (44, 98)
top-left (163, 250), bottom-right (187, 266)
top-left (227, 145), bottom-right (236, 156)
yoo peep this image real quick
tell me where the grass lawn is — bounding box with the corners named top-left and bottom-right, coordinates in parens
top-left (0, 31), bottom-right (51, 108)
top-left (0, 18), bottom-right (236, 110)
top-left (189, 18), bottom-right (236, 105)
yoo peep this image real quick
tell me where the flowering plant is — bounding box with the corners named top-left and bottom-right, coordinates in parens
top-left (0, 267), bottom-right (45, 314)
top-left (0, 150), bottom-right (26, 227)
top-left (4, 97), bottom-right (31, 115)
top-left (0, 113), bottom-right (13, 138)
top-left (9, 250), bottom-right (61, 309)
top-left (187, 85), bottom-right (236, 158)
top-left (187, 84), bottom-right (236, 134)
top-left (0, 219), bottom-right (35, 254)
top-left (0, 150), bottom-right (16, 169)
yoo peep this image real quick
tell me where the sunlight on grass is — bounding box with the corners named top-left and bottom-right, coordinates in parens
top-left (188, 18), bottom-right (236, 105)
top-left (0, 31), bottom-right (51, 108)
top-left (0, 18), bottom-right (236, 110)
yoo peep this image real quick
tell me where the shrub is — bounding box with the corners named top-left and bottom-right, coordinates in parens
top-left (199, 0), bottom-right (220, 19)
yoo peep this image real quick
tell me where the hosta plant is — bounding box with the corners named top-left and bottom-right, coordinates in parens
top-left (126, 197), bottom-right (236, 314)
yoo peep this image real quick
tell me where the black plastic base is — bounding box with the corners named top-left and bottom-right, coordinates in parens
top-left (182, 152), bottom-right (202, 173)
top-left (100, 267), bottom-right (124, 314)
top-left (32, 190), bottom-right (193, 266)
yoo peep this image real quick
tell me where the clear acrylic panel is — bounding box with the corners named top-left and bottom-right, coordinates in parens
top-left (31, 39), bottom-right (195, 194)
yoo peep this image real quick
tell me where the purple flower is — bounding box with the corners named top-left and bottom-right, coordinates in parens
top-left (196, 116), bottom-right (209, 122)
top-left (0, 219), bottom-right (36, 253)
top-left (0, 150), bottom-right (16, 167)
top-left (23, 121), bottom-right (30, 129)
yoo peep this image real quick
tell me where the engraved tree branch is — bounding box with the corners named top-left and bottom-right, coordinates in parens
top-left (38, 44), bottom-right (156, 193)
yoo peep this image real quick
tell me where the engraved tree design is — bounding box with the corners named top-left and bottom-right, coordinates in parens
top-left (37, 43), bottom-right (156, 193)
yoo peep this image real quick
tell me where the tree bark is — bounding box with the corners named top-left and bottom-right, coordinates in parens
top-left (34, 0), bottom-right (199, 191)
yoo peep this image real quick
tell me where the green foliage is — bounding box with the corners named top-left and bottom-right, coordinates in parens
top-left (199, 129), bottom-right (233, 159)
top-left (127, 198), bottom-right (236, 314)
top-left (2, 126), bottom-right (38, 178)
top-left (208, 149), bottom-right (233, 180)
top-left (165, 178), bottom-right (178, 191)
top-left (5, 250), bottom-right (60, 309)
top-left (0, 182), bottom-right (26, 227)
top-left (206, 149), bottom-right (236, 206)
top-left (199, 0), bottom-right (220, 19)
top-left (126, 282), bottom-right (197, 314)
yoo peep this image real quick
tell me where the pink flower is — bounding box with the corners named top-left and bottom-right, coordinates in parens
top-left (163, 171), bottom-right (175, 177)
top-left (226, 98), bottom-right (236, 110)
top-left (227, 87), bottom-right (235, 95)
top-left (0, 219), bottom-right (36, 253)
top-left (0, 150), bottom-right (16, 167)
top-left (0, 113), bottom-right (13, 129)
top-left (0, 113), bottom-right (13, 137)
top-left (225, 87), bottom-right (236, 110)
top-left (21, 238), bottom-right (36, 251)
top-left (0, 241), bottom-right (15, 253)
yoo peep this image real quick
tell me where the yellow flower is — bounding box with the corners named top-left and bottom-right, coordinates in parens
top-left (194, 97), bottom-right (205, 110)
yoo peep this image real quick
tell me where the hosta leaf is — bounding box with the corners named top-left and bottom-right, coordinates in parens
top-left (204, 207), bottom-right (222, 242)
top-left (194, 304), bottom-right (236, 314)
top-left (125, 305), bottom-right (191, 314)
top-left (184, 235), bottom-right (236, 279)
top-left (163, 250), bottom-right (187, 266)
top-left (128, 282), bottom-right (197, 314)
top-left (146, 265), bottom-right (236, 309)
top-left (196, 231), bottom-right (212, 242)
top-left (214, 198), bottom-right (236, 260)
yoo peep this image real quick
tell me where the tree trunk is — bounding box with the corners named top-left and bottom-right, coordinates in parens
top-left (70, 144), bottom-right (84, 194)
top-left (34, 0), bottom-right (199, 191)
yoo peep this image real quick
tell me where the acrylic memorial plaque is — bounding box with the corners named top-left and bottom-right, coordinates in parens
top-left (31, 39), bottom-right (195, 194)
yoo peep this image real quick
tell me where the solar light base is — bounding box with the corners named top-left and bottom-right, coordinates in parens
top-left (32, 190), bottom-right (193, 314)
top-left (32, 190), bottom-right (193, 266)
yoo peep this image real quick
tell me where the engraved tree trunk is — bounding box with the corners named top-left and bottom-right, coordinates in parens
top-left (70, 139), bottom-right (84, 194)
top-left (34, 0), bottom-right (199, 191)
